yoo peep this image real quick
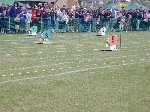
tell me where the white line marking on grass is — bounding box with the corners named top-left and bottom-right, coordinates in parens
top-left (54, 45), bottom-right (65, 48)
top-left (20, 50), bottom-right (27, 52)
top-left (88, 60), bottom-right (91, 62)
top-left (76, 44), bottom-right (84, 47)
top-left (144, 49), bottom-right (150, 51)
top-left (10, 74), bottom-right (14, 76)
top-left (1, 51), bottom-right (148, 64)
top-left (76, 47), bottom-right (80, 49)
top-left (12, 43), bottom-right (17, 45)
top-left (55, 51), bottom-right (66, 53)
top-left (22, 53), bottom-right (27, 55)
top-left (6, 54), bottom-right (11, 56)
top-left (77, 50), bottom-right (82, 52)
top-left (59, 63), bottom-right (63, 65)
top-left (0, 54), bottom-right (149, 72)
top-left (15, 47), bottom-right (34, 49)
top-left (38, 52), bottom-right (43, 54)
top-left (0, 64), bottom-right (54, 72)
top-left (42, 70), bottom-right (46, 72)
top-left (93, 49), bottom-right (98, 51)
top-left (51, 69), bottom-right (54, 71)
top-left (90, 72), bottom-right (95, 74)
top-left (68, 67), bottom-right (72, 69)
top-left (140, 59), bottom-right (145, 61)
top-left (57, 48), bottom-right (66, 50)
top-left (122, 47), bottom-right (128, 49)
top-left (18, 73), bottom-right (22, 75)
top-left (76, 54), bottom-right (89, 57)
top-left (2, 75), bottom-right (6, 77)
top-left (79, 61), bottom-right (84, 63)
top-left (131, 60), bottom-right (134, 62)
top-left (88, 46), bottom-right (95, 48)
top-left (0, 61), bottom-right (149, 84)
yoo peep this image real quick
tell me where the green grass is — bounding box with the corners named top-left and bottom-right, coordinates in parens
top-left (0, 31), bottom-right (150, 112)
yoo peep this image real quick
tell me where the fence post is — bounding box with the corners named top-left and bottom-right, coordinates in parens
top-left (8, 17), bottom-right (10, 30)
top-left (40, 16), bottom-right (43, 33)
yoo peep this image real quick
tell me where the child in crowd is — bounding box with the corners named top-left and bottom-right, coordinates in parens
top-left (119, 16), bottom-right (125, 31)
top-left (62, 11), bottom-right (69, 24)
top-left (20, 10), bottom-right (26, 33)
top-left (14, 14), bottom-right (20, 33)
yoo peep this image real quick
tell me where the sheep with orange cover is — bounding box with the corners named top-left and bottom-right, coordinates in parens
top-left (106, 34), bottom-right (118, 51)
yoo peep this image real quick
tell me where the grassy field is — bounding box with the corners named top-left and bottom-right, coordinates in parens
top-left (0, 31), bottom-right (150, 112)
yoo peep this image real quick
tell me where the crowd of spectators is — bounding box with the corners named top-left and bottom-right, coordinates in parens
top-left (0, 1), bottom-right (149, 34)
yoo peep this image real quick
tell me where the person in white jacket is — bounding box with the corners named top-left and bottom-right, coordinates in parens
top-left (26, 10), bottom-right (32, 33)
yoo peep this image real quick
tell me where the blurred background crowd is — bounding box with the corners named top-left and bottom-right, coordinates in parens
top-left (0, 0), bottom-right (149, 34)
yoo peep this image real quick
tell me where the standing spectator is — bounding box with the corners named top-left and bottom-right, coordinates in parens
top-left (26, 10), bottom-right (32, 33)
top-left (36, 4), bottom-right (43, 32)
top-left (0, 4), bottom-right (3, 16)
top-left (119, 16), bottom-right (125, 31)
top-left (20, 10), bottom-right (26, 33)
top-left (103, 9), bottom-right (111, 30)
top-left (62, 10), bottom-right (69, 32)
top-left (9, 2), bottom-right (20, 18)
top-left (36, 4), bottom-right (43, 18)
top-left (0, 4), bottom-right (3, 33)
top-left (136, 9), bottom-right (141, 30)
top-left (43, 7), bottom-right (51, 30)
top-left (50, 4), bottom-right (57, 32)
top-left (55, 6), bottom-right (62, 32)
top-left (31, 9), bottom-right (37, 27)
top-left (0, 8), bottom-right (8, 34)
top-left (60, 4), bottom-right (68, 14)
top-left (62, 10), bottom-right (69, 24)
top-left (143, 10), bottom-right (150, 30)
top-left (109, 7), bottom-right (117, 32)
top-left (124, 14), bottom-right (130, 31)
top-left (115, 11), bottom-right (122, 31)
top-left (14, 14), bottom-right (20, 33)
top-left (22, 4), bottom-right (29, 14)
top-left (76, 7), bottom-right (84, 32)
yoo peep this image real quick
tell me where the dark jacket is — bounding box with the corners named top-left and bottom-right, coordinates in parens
top-left (9, 6), bottom-right (20, 18)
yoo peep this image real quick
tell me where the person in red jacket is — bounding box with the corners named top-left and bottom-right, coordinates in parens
top-left (31, 9), bottom-right (37, 27)
top-left (36, 5), bottom-right (43, 18)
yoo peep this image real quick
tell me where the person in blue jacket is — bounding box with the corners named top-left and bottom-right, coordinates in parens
top-left (9, 2), bottom-right (20, 18)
